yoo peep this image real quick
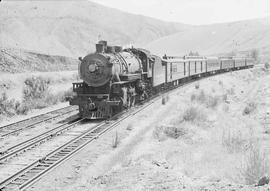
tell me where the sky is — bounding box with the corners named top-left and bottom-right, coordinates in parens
top-left (89, 0), bottom-right (270, 25)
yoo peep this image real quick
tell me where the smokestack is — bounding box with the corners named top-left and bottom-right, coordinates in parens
top-left (96, 44), bottom-right (104, 53)
top-left (98, 40), bottom-right (107, 51)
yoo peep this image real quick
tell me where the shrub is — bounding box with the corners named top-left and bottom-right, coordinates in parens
top-left (226, 88), bottom-right (235, 95)
top-left (243, 102), bottom-right (257, 115)
top-left (183, 106), bottom-right (205, 122)
top-left (196, 90), bottom-right (206, 103)
top-left (0, 92), bottom-right (17, 116)
top-left (206, 95), bottom-right (219, 108)
top-left (153, 125), bottom-right (165, 141)
top-left (23, 76), bottom-right (50, 101)
top-left (163, 125), bottom-right (187, 139)
top-left (62, 88), bottom-right (74, 101)
top-left (222, 93), bottom-right (228, 102)
top-left (153, 124), bottom-right (187, 140)
top-left (126, 124), bottom-right (133, 131)
top-left (218, 80), bottom-right (223, 86)
top-left (20, 76), bottom-right (72, 111)
top-left (112, 131), bottom-right (119, 148)
top-left (240, 143), bottom-right (270, 185)
top-left (0, 76), bottom-right (75, 118)
top-left (161, 94), bottom-right (169, 105)
top-left (195, 83), bottom-right (200, 89)
top-left (0, 92), bottom-right (29, 116)
top-left (250, 49), bottom-right (259, 61)
top-left (190, 90), bottom-right (219, 108)
top-left (190, 94), bottom-right (196, 102)
top-left (162, 95), bottom-right (166, 105)
top-left (264, 62), bottom-right (270, 70)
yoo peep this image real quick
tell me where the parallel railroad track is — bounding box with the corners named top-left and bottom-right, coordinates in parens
top-left (0, 66), bottom-right (258, 191)
top-left (0, 118), bottom-right (83, 162)
top-left (0, 75), bottom-right (208, 191)
top-left (0, 106), bottom-right (78, 137)
top-left (0, 99), bottom-right (155, 191)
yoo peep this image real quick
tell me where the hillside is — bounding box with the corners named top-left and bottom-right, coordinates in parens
top-left (0, 0), bottom-right (188, 58)
top-left (0, 48), bottom-right (78, 73)
top-left (146, 17), bottom-right (270, 60)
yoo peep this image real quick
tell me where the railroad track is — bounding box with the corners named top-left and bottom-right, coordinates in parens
top-left (0, 106), bottom-right (78, 137)
top-left (0, 99), bottom-right (155, 191)
top-left (0, 68), bottom-right (256, 191)
top-left (0, 76), bottom-right (202, 191)
top-left (0, 117), bottom-right (83, 162)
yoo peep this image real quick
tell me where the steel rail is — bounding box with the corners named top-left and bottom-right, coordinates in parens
top-left (0, 99), bottom-right (155, 191)
top-left (0, 106), bottom-right (78, 137)
top-left (0, 118), bottom-right (83, 162)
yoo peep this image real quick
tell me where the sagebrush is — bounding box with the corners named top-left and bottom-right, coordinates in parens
top-left (0, 76), bottom-right (74, 118)
top-left (183, 106), bottom-right (206, 122)
top-left (240, 143), bottom-right (270, 185)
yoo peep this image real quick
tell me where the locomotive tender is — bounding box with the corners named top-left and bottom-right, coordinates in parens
top-left (70, 40), bottom-right (254, 119)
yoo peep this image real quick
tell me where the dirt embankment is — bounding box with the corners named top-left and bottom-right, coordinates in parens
top-left (28, 67), bottom-right (270, 191)
top-left (0, 48), bottom-right (78, 73)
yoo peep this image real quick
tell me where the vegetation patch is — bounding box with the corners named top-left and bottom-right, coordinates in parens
top-left (240, 143), bottom-right (270, 185)
top-left (242, 102), bottom-right (257, 115)
top-left (0, 76), bottom-right (74, 118)
top-left (112, 131), bottom-right (120, 148)
top-left (153, 124), bottom-right (188, 141)
top-left (0, 93), bottom-right (21, 117)
top-left (222, 129), bottom-right (246, 153)
top-left (190, 90), bottom-right (220, 108)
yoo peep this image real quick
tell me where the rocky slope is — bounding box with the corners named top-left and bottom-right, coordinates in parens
top-left (0, 48), bottom-right (78, 73)
top-left (0, 0), bottom-right (188, 58)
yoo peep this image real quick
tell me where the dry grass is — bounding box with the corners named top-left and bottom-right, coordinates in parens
top-left (222, 129), bottom-right (246, 153)
top-left (240, 143), bottom-right (270, 185)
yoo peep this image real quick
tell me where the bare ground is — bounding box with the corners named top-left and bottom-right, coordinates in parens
top-left (25, 67), bottom-right (270, 191)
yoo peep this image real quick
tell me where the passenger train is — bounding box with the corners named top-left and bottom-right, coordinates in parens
top-left (70, 40), bottom-right (254, 119)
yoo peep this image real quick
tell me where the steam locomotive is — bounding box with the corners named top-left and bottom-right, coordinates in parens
top-left (70, 40), bottom-right (254, 119)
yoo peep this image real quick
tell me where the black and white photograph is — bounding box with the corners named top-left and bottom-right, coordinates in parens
top-left (0, 0), bottom-right (270, 190)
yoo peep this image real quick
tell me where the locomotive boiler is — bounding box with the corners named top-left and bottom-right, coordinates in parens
top-left (70, 41), bottom-right (151, 119)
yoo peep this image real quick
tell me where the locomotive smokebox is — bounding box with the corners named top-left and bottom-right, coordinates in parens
top-left (79, 53), bottom-right (113, 87)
